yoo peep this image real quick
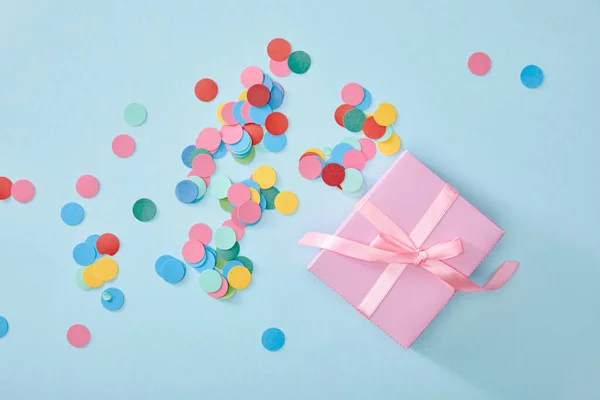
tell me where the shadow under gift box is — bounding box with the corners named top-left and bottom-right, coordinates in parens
top-left (300, 151), bottom-right (518, 349)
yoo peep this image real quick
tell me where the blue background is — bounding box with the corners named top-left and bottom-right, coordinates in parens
top-left (1, 1), bottom-right (599, 399)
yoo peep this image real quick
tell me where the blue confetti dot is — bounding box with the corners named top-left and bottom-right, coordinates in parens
top-left (228, 131), bottom-right (252, 154)
top-left (101, 287), bottom-right (125, 311)
top-left (330, 143), bottom-right (354, 165)
top-left (212, 141), bottom-right (227, 159)
top-left (195, 248), bottom-right (216, 273)
top-left (232, 101), bottom-right (247, 125)
top-left (261, 327), bottom-right (285, 351)
top-left (185, 250), bottom-right (207, 268)
top-left (73, 243), bottom-right (97, 266)
top-left (241, 179), bottom-right (260, 192)
top-left (262, 74), bottom-right (273, 90)
top-left (175, 180), bottom-right (199, 204)
top-left (0, 316), bottom-right (8, 339)
top-left (355, 88), bottom-right (372, 111)
top-left (61, 202), bottom-right (85, 226)
top-left (155, 255), bottom-right (176, 277)
top-left (249, 104), bottom-right (272, 125)
top-left (262, 132), bottom-right (287, 152)
top-left (259, 194), bottom-right (267, 211)
top-left (181, 145), bottom-right (196, 168)
top-left (85, 234), bottom-right (100, 249)
top-left (520, 65), bottom-right (543, 89)
top-left (162, 259), bottom-right (186, 284)
top-left (268, 85), bottom-right (284, 110)
top-left (222, 260), bottom-right (244, 278)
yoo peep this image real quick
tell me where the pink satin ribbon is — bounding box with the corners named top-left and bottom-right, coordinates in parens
top-left (298, 184), bottom-right (519, 318)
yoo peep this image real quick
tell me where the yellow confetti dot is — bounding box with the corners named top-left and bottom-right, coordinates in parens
top-left (376, 132), bottom-right (402, 156)
top-left (303, 148), bottom-right (326, 161)
top-left (83, 265), bottom-right (104, 288)
top-left (238, 90), bottom-right (248, 101)
top-left (373, 102), bottom-right (397, 127)
top-left (253, 165), bottom-right (277, 189)
top-left (249, 187), bottom-right (261, 204)
top-left (216, 102), bottom-right (227, 125)
top-left (93, 257), bottom-right (119, 282)
top-left (274, 191), bottom-right (299, 215)
top-left (228, 266), bottom-right (252, 289)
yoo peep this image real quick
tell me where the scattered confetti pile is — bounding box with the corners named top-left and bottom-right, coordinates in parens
top-left (0, 177), bottom-right (35, 203)
top-left (74, 233), bottom-right (120, 291)
top-left (267, 38), bottom-right (311, 77)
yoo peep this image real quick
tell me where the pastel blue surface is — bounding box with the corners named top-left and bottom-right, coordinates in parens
top-left (1, 1), bottom-right (600, 399)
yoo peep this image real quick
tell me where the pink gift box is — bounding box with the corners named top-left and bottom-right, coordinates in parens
top-left (300, 151), bottom-right (518, 349)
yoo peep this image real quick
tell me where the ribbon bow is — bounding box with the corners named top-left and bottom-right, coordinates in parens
top-left (299, 184), bottom-right (519, 318)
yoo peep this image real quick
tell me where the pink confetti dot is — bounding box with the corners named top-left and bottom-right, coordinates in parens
top-left (220, 102), bottom-right (237, 126)
top-left (227, 183), bottom-right (251, 206)
top-left (341, 83), bottom-right (365, 106)
top-left (269, 59), bottom-right (291, 78)
top-left (240, 66), bottom-right (264, 88)
top-left (241, 102), bottom-right (252, 122)
top-left (182, 240), bottom-right (206, 264)
top-left (222, 219), bottom-right (244, 241)
top-left (11, 179), bottom-right (35, 203)
top-left (76, 175), bottom-right (99, 198)
top-left (237, 201), bottom-right (262, 225)
top-left (358, 138), bottom-right (376, 161)
top-left (208, 276), bottom-right (229, 298)
top-left (220, 125), bottom-right (244, 144)
top-left (468, 52), bottom-right (491, 76)
top-left (67, 324), bottom-right (90, 348)
top-left (298, 156), bottom-right (324, 180)
top-left (112, 134), bottom-right (135, 158)
top-left (189, 223), bottom-right (212, 244)
top-left (191, 154), bottom-right (216, 177)
top-left (342, 149), bottom-right (367, 171)
top-left (196, 128), bottom-right (222, 153)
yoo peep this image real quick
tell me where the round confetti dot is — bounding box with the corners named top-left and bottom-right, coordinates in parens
top-left (249, 187), bottom-right (261, 203)
top-left (243, 123), bottom-right (264, 146)
top-left (247, 84), bottom-right (271, 107)
top-left (94, 257), bottom-right (118, 281)
top-left (112, 134), bottom-right (135, 158)
top-left (377, 132), bottom-right (402, 155)
top-left (233, 101), bottom-right (248, 125)
top-left (299, 156), bottom-right (324, 180)
top-left (267, 38), bottom-right (292, 61)
top-left (356, 89), bottom-right (372, 111)
top-left (0, 177), bottom-right (12, 200)
top-left (75, 268), bottom-right (90, 290)
top-left (189, 223), bottom-right (212, 244)
top-left (249, 104), bottom-right (272, 125)
top-left (362, 116), bottom-right (386, 139)
top-left (217, 241), bottom-right (240, 261)
top-left (520, 65), bottom-right (543, 88)
top-left (343, 108), bottom-right (366, 132)
top-left (182, 240), bottom-right (206, 264)
top-left (219, 197), bottom-right (234, 213)
top-left (342, 149), bottom-right (367, 170)
top-left (155, 255), bottom-right (175, 277)
top-left (0, 316), bottom-right (8, 338)
top-left (238, 201), bottom-right (262, 225)
top-left (359, 138), bottom-right (376, 160)
top-left (262, 132), bottom-right (287, 152)
top-left (240, 66), bottom-right (264, 89)
top-left (61, 202), bottom-right (85, 226)
top-left (322, 163), bottom-right (345, 187)
top-left (222, 260), bottom-right (244, 278)
top-left (262, 74), bottom-right (273, 90)
top-left (220, 286), bottom-right (237, 300)
top-left (96, 233), bottom-right (120, 256)
top-left (236, 256), bottom-right (254, 273)
top-left (132, 198), bottom-right (156, 222)
top-left (468, 52), bottom-right (491, 76)
top-left (123, 102), bottom-right (147, 127)
top-left (73, 242), bottom-right (97, 266)
top-left (238, 90), bottom-right (248, 101)
top-left (101, 287), bottom-right (124, 311)
top-left (199, 269), bottom-right (223, 292)
top-left (214, 226), bottom-right (237, 250)
top-left (303, 147), bottom-right (326, 160)
top-left (253, 166), bottom-right (277, 189)
top-left (222, 219), bottom-right (244, 241)
top-left (176, 180), bottom-right (199, 204)
top-left (341, 137), bottom-right (361, 150)
top-left (227, 183), bottom-right (252, 206)
top-left (340, 168), bottom-right (364, 192)
top-left (341, 83), bottom-right (365, 106)
top-left (208, 276), bottom-right (229, 298)
top-left (288, 51), bottom-right (311, 74)
top-left (220, 102), bottom-right (238, 126)
top-left (233, 146), bottom-right (256, 165)
top-left (67, 324), bottom-right (90, 348)
top-left (83, 265), bottom-right (103, 288)
top-left (75, 175), bottom-right (99, 198)
top-left (323, 147), bottom-right (332, 158)
top-left (220, 124), bottom-right (244, 145)
top-left (261, 187), bottom-right (279, 210)
top-left (265, 112), bottom-right (288, 135)
top-left (162, 258), bottom-right (186, 283)
top-left (269, 59), bottom-right (291, 77)
top-left (334, 104), bottom-right (353, 127)
top-left (376, 125), bottom-right (393, 143)
top-left (212, 142), bottom-right (227, 159)
top-left (228, 266), bottom-right (252, 289)
top-left (330, 143), bottom-right (354, 165)
top-left (374, 103), bottom-right (397, 126)
top-left (191, 153), bottom-right (216, 177)
top-left (274, 191), bottom-right (299, 215)
top-left (268, 85), bottom-right (284, 110)
top-left (189, 148), bottom-right (211, 165)
top-left (196, 127), bottom-right (222, 152)
top-left (194, 78), bottom-right (219, 102)
top-left (196, 247), bottom-right (216, 272)
top-left (188, 176), bottom-right (208, 200)
top-left (262, 327), bottom-right (285, 351)
top-left (209, 175), bottom-right (232, 199)
top-left (11, 179), bottom-right (35, 203)
top-left (85, 234), bottom-right (100, 249)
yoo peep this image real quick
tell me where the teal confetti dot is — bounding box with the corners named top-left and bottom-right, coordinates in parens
top-left (123, 102), bottom-right (147, 126)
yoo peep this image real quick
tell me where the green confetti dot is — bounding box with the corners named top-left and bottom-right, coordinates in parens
top-left (343, 108), bottom-right (366, 133)
top-left (215, 257), bottom-right (227, 269)
top-left (217, 242), bottom-right (240, 261)
top-left (75, 268), bottom-right (90, 290)
top-left (323, 147), bottom-right (332, 158)
top-left (123, 102), bottom-right (147, 126)
top-left (219, 197), bottom-right (233, 213)
top-left (236, 256), bottom-right (254, 273)
top-left (342, 137), bottom-right (361, 150)
top-left (209, 175), bottom-right (232, 199)
top-left (340, 168), bottom-right (364, 193)
top-left (287, 51), bottom-right (311, 74)
top-left (189, 148), bottom-right (211, 165)
top-left (254, 141), bottom-right (268, 153)
top-left (132, 198), bottom-right (157, 222)
top-left (220, 286), bottom-right (236, 300)
top-left (260, 187), bottom-right (280, 210)
top-left (233, 146), bottom-right (255, 165)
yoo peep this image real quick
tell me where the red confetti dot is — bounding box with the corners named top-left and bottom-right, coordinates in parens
top-left (334, 104), bottom-right (353, 127)
top-left (243, 123), bottom-right (264, 145)
top-left (96, 233), bottom-right (120, 256)
top-left (321, 163), bottom-right (346, 187)
top-left (194, 78), bottom-right (219, 102)
top-left (362, 116), bottom-right (386, 139)
top-left (246, 84), bottom-right (271, 107)
top-left (299, 151), bottom-right (321, 161)
top-left (0, 176), bottom-right (12, 200)
top-left (267, 38), bottom-right (292, 62)
top-left (265, 112), bottom-right (288, 136)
